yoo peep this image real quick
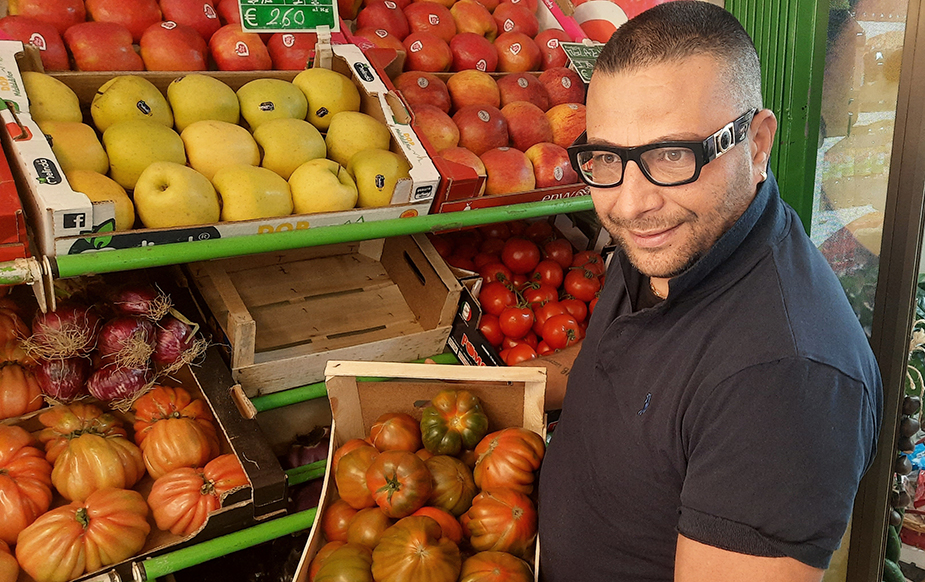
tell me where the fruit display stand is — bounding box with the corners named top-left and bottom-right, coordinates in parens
top-left (0, 39), bottom-right (441, 258)
top-left (0, 135), bottom-right (29, 262)
top-left (290, 359), bottom-right (547, 582)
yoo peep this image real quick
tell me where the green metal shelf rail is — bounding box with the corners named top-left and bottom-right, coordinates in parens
top-left (50, 197), bottom-right (594, 279)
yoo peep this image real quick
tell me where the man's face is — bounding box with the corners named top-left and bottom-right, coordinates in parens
top-left (585, 55), bottom-right (757, 279)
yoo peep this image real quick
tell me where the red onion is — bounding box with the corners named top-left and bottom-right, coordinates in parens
top-left (292, 479), bottom-right (324, 513)
top-left (34, 357), bottom-right (90, 401)
top-left (29, 304), bottom-right (101, 358)
top-left (284, 426), bottom-right (330, 469)
top-left (86, 364), bottom-right (151, 404)
top-left (97, 316), bottom-right (155, 367)
top-left (111, 285), bottom-right (172, 321)
top-left (152, 315), bottom-right (196, 366)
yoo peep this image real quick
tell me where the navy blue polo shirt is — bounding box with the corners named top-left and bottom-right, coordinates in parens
top-left (537, 173), bottom-right (883, 581)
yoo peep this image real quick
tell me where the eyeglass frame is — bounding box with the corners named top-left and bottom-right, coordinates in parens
top-left (567, 108), bottom-right (758, 188)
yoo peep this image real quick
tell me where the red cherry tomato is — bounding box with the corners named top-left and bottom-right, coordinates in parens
top-left (480, 237), bottom-right (507, 255)
top-left (473, 252), bottom-right (500, 269)
top-left (523, 220), bottom-right (556, 244)
top-left (498, 306), bottom-right (535, 339)
top-left (454, 242), bottom-right (479, 260)
top-left (502, 331), bottom-right (538, 350)
top-left (559, 298), bottom-right (588, 323)
top-left (480, 223), bottom-right (511, 240)
top-left (445, 254), bottom-right (475, 271)
top-left (479, 262), bottom-right (513, 285)
top-left (506, 220), bottom-right (528, 237)
top-left (564, 268), bottom-right (602, 302)
top-left (572, 250), bottom-right (606, 277)
top-left (542, 314), bottom-right (581, 350)
top-left (503, 343), bottom-right (538, 365)
top-left (479, 281), bottom-right (517, 316)
top-left (478, 313), bottom-right (504, 347)
top-left (589, 295), bottom-right (600, 315)
top-left (501, 238), bottom-right (541, 275)
top-left (511, 273), bottom-right (530, 290)
top-left (543, 238), bottom-right (574, 269)
top-left (530, 259), bottom-right (564, 289)
top-left (533, 301), bottom-right (568, 336)
top-left (522, 283), bottom-right (559, 308)
top-left (536, 340), bottom-right (555, 356)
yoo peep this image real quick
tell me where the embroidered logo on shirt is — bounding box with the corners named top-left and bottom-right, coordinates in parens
top-left (637, 393), bottom-right (652, 415)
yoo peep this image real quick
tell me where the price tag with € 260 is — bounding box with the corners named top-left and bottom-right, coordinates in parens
top-left (238, 0), bottom-right (340, 33)
top-left (560, 42), bottom-right (604, 84)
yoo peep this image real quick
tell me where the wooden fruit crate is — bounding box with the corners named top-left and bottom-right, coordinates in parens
top-left (186, 234), bottom-right (462, 397)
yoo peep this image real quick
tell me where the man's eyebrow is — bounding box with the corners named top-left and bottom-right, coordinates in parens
top-left (587, 133), bottom-right (704, 147)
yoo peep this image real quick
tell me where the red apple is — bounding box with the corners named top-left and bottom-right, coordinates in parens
top-left (63, 21), bottom-right (144, 71)
top-left (535, 28), bottom-right (570, 70)
top-left (410, 0), bottom-right (455, 8)
top-left (7, 0), bottom-right (85, 36)
top-left (538, 66), bottom-right (585, 106)
top-left (216, 0), bottom-right (240, 24)
top-left (85, 0), bottom-right (162, 43)
top-left (439, 146), bottom-right (487, 193)
top-left (159, 0), bottom-right (221, 43)
top-left (414, 104), bottom-right (460, 152)
top-left (447, 69), bottom-right (500, 110)
top-left (492, 3), bottom-right (538, 38)
top-left (499, 0), bottom-right (537, 12)
top-left (546, 102), bottom-right (585, 148)
top-left (209, 23), bottom-right (272, 70)
top-left (525, 141), bottom-right (577, 188)
top-left (402, 31), bottom-right (452, 72)
top-left (471, 0), bottom-right (500, 12)
top-left (450, 0), bottom-right (497, 41)
top-left (0, 15), bottom-right (69, 70)
top-left (357, 0), bottom-right (410, 40)
top-left (453, 104), bottom-right (509, 155)
top-left (340, 0), bottom-right (364, 21)
top-left (404, 2), bottom-right (456, 43)
top-left (497, 72), bottom-right (549, 110)
top-left (449, 32), bottom-right (498, 72)
top-left (353, 27), bottom-right (405, 51)
top-left (140, 21), bottom-right (208, 71)
top-left (494, 32), bottom-right (541, 72)
top-left (480, 146), bottom-right (535, 195)
top-left (501, 101), bottom-right (553, 151)
top-left (394, 70), bottom-right (452, 113)
top-left (267, 32), bottom-right (316, 69)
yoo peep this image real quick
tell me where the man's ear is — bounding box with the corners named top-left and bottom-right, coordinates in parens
top-left (749, 108), bottom-right (778, 182)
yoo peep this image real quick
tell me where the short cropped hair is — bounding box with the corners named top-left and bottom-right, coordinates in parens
top-left (594, 1), bottom-right (763, 112)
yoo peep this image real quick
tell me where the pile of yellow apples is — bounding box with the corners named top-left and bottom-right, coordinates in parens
top-left (24, 68), bottom-right (410, 230)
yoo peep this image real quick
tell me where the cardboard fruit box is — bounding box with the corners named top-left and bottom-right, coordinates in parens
top-left (291, 359), bottom-right (547, 582)
top-left (0, 40), bottom-right (441, 258)
top-left (4, 345), bottom-right (288, 582)
top-left (184, 233), bottom-right (462, 397)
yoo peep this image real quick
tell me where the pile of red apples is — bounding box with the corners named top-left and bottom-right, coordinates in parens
top-left (395, 67), bottom-right (585, 195)
top-left (348, 0), bottom-right (573, 72)
top-left (0, 0), bottom-right (318, 71)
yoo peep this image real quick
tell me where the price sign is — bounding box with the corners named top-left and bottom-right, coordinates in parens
top-left (238, 0), bottom-right (340, 33)
top-left (560, 42), bottom-right (604, 84)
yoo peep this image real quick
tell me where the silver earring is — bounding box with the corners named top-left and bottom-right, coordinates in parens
top-left (759, 169), bottom-right (768, 180)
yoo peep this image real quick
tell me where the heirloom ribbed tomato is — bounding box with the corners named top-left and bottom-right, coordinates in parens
top-left (0, 425), bottom-right (52, 546)
top-left (368, 412), bottom-right (422, 453)
top-left (461, 489), bottom-right (537, 558)
top-left (420, 389), bottom-right (489, 456)
top-left (371, 516), bottom-right (461, 582)
top-left (473, 427), bottom-right (545, 494)
top-left (459, 550), bottom-right (534, 582)
top-left (365, 450), bottom-right (432, 518)
top-left (425, 454), bottom-right (477, 516)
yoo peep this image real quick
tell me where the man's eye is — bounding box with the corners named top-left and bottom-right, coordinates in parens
top-left (656, 149), bottom-right (691, 163)
top-left (594, 153), bottom-right (620, 165)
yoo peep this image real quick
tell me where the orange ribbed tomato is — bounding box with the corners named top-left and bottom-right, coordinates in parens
top-left (472, 427), bottom-right (545, 494)
top-left (334, 445), bottom-right (379, 510)
top-left (0, 539), bottom-right (17, 582)
top-left (0, 425), bottom-right (53, 545)
top-left (16, 487), bottom-right (150, 582)
top-left (425, 454), bottom-right (477, 516)
top-left (371, 516), bottom-right (461, 582)
top-left (461, 489), bottom-right (537, 559)
top-left (0, 362), bottom-right (42, 420)
top-left (458, 551), bottom-right (533, 582)
top-left (132, 385), bottom-right (220, 478)
top-left (147, 454), bottom-right (250, 537)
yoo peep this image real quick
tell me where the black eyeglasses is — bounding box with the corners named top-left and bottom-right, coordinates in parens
top-left (567, 109), bottom-right (757, 188)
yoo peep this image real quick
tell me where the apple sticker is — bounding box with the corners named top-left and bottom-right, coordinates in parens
top-left (235, 41), bottom-right (250, 56)
top-left (554, 166), bottom-right (563, 181)
top-left (376, 29), bottom-right (389, 38)
top-left (28, 33), bottom-right (46, 51)
top-left (410, 40), bottom-right (424, 52)
top-left (283, 34), bottom-right (296, 47)
top-left (517, 77), bottom-right (529, 88)
top-left (136, 100), bottom-right (152, 115)
top-left (477, 59), bottom-right (487, 71)
top-left (161, 21), bottom-right (177, 30)
top-left (478, 110), bottom-right (490, 122)
top-left (504, 19), bottom-right (515, 32)
top-left (204, 4), bottom-right (217, 18)
top-left (561, 77), bottom-right (572, 89)
top-left (547, 39), bottom-right (560, 49)
top-left (385, 1), bottom-right (397, 8)
top-left (510, 43), bottom-right (522, 55)
top-left (417, 77), bottom-right (430, 88)
top-left (375, 174), bottom-right (385, 189)
top-left (429, 14), bottom-right (440, 25)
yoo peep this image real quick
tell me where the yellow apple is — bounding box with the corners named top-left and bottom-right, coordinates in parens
top-left (237, 78), bottom-right (308, 131)
top-left (65, 170), bottom-right (135, 231)
top-left (289, 158), bottom-right (358, 214)
top-left (292, 68), bottom-right (361, 131)
top-left (325, 111), bottom-right (391, 167)
top-left (38, 120), bottom-right (109, 174)
top-left (181, 119), bottom-right (260, 181)
top-left (167, 74), bottom-right (240, 132)
top-left (347, 149), bottom-right (411, 208)
top-left (133, 161), bottom-right (220, 228)
top-left (253, 117), bottom-right (326, 180)
top-left (102, 119), bottom-right (186, 190)
top-left (22, 71), bottom-right (82, 123)
top-left (213, 164), bottom-right (293, 222)
top-left (91, 75), bottom-right (174, 133)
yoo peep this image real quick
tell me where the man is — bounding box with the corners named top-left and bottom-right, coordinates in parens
top-left (533, 2), bottom-right (883, 581)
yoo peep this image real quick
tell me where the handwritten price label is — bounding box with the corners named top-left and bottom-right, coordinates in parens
top-left (560, 42), bottom-right (604, 84)
top-left (238, 0), bottom-right (340, 33)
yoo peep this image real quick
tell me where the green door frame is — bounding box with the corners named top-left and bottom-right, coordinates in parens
top-left (727, 0), bottom-right (830, 234)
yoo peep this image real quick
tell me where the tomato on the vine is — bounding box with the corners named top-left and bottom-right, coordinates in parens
top-left (478, 313), bottom-right (504, 347)
top-left (572, 250), bottom-right (606, 276)
top-left (506, 220), bottom-right (528, 236)
top-left (522, 283), bottom-right (558, 309)
top-left (510, 273), bottom-right (530, 290)
top-left (533, 301), bottom-right (568, 335)
top-left (498, 306), bottom-right (534, 340)
top-left (542, 314), bottom-right (581, 350)
top-left (502, 344), bottom-right (537, 365)
top-left (480, 237), bottom-right (507, 255)
top-left (564, 268), bottom-right (602, 302)
top-left (543, 238), bottom-right (574, 269)
top-left (530, 259), bottom-right (564, 289)
top-left (536, 341), bottom-right (555, 356)
top-left (479, 263), bottom-right (513, 285)
top-left (479, 282), bottom-right (517, 316)
top-left (480, 223), bottom-right (511, 240)
top-left (501, 238), bottom-right (541, 275)
top-left (559, 297), bottom-right (588, 323)
top-left (589, 295), bottom-right (600, 315)
top-left (445, 254), bottom-right (475, 271)
top-left (523, 221), bottom-right (556, 244)
top-left (454, 242), bottom-right (479, 260)
top-left (502, 331), bottom-right (538, 350)
top-left (473, 252), bottom-right (499, 269)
